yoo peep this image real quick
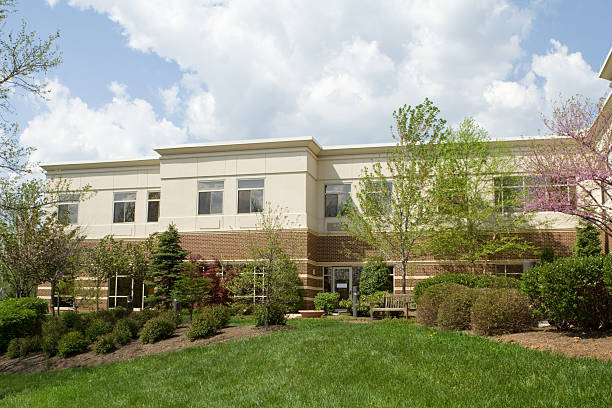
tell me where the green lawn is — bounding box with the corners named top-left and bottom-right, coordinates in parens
top-left (0, 319), bottom-right (609, 407)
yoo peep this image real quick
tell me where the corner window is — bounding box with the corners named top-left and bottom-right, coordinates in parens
top-left (147, 192), bottom-right (160, 222)
top-left (113, 192), bottom-right (136, 223)
top-left (198, 180), bottom-right (224, 215)
top-left (58, 194), bottom-right (79, 224)
top-left (325, 184), bottom-right (351, 217)
top-left (107, 275), bottom-right (153, 309)
top-left (237, 179), bottom-right (264, 213)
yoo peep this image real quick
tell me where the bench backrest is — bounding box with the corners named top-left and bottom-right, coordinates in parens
top-left (383, 294), bottom-right (415, 309)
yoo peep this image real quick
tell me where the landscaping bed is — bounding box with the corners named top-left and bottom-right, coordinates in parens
top-left (0, 324), bottom-right (290, 375)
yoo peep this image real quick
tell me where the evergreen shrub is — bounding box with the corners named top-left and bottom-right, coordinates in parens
top-left (416, 283), bottom-right (466, 327)
top-left (140, 316), bottom-right (176, 344)
top-left (413, 273), bottom-right (520, 302)
top-left (314, 292), bottom-right (340, 315)
top-left (57, 331), bottom-right (89, 357)
top-left (470, 289), bottom-right (532, 335)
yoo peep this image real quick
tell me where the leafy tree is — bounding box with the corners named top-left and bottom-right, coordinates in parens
top-left (428, 118), bottom-right (535, 272)
top-left (229, 204), bottom-right (302, 328)
top-left (172, 262), bottom-right (211, 322)
top-left (359, 255), bottom-right (392, 295)
top-left (148, 224), bottom-right (189, 309)
top-left (341, 99), bottom-right (449, 293)
top-left (573, 222), bottom-right (602, 257)
top-left (522, 95), bottom-right (612, 245)
top-left (199, 259), bottom-right (233, 305)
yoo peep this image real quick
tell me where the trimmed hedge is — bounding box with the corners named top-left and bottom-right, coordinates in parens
top-left (413, 273), bottom-right (520, 303)
top-left (57, 331), bottom-right (89, 357)
top-left (314, 292), bottom-right (340, 315)
top-left (140, 316), bottom-right (176, 344)
top-left (436, 287), bottom-right (479, 331)
top-left (522, 255), bottom-right (612, 330)
top-left (416, 283), bottom-right (467, 327)
top-left (0, 297), bottom-right (48, 352)
top-left (471, 289), bottom-right (532, 335)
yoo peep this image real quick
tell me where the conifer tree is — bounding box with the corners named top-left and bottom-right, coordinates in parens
top-left (573, 222), bottom-right (602, 257)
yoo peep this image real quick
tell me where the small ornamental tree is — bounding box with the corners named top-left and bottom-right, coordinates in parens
top-left (359, 256), bottom-right (392, 295)
top-left (173, 262), bottom-right (211, 322)
top-left (148, 224), bottom-right (189, 309)
top-left (573, 222), bottom-right (602, 257)
top-left (199, 259), bottom-right (233, 305)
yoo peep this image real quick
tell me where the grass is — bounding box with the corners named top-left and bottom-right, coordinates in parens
top-left (0, 319), bottom-right (609, 407)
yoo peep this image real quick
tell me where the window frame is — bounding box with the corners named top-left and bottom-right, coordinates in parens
top-left (113, 191), bottom-right (137, 223)
top-left (147, 191), bottom-right (160, 223)
top-left (324, 184), bottom-right (351, 218)
top-left (107, 274), bottom-right (151, 310)
top-left (237, 178), bottom-right (264, 214)
top-left (198, 180), bottom-right (224, 215)
top-left (58, 193), bottom-right (79, 224)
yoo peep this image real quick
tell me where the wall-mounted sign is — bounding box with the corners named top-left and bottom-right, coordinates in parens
top-left (336, 283), bottom-right (348, 289)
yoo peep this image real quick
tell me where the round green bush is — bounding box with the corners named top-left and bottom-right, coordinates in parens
top-left (115, 318), bottom-right (139, 339)
top-left (359, 257), bottom-right (392, 295)
top-left (110, 307), bottom-right (130, 321)
top-left (159, 311), bottom-right (183, 327)
top-left (314, 292), bottom-right (340, 315)
top-left (436, 287), bottom-right (478, 330)
top-left (41, 318), bottom-right (68, 357)
top-left (57, 331), bottom-right (89, 357)
top-left (60, 311), bottom-right (82, 331)
top-left (187, 312), bottom-right (219, 341)
top-left (140, 317), bottom-right (176, 344)
top-left (6, 336), bottom-right (43, 359)
top-left (0, 297), bottom-right (47, 352)
top-left (85, 319), bottom-right (114, 342)
top-left (413, 273), bottom-right (520, 302)
top-left (208, 305), bottom-right (231, 328)
top-left (112, 322), bottom-right (133, 346)
top-left (416, 283), bottom-right (467, 327)
top-left (5, 338), bottom-right (23, 359)
top-left (93, 333), bottom-right (116, 354)
top-left (471, 289), bottom-right (533, 335)
top-left (255, 304), bottom-right (287, 326)
top-left (130, 309), bottom-right (159, 329)
top-left (522, 255), bottom-right (611, 330)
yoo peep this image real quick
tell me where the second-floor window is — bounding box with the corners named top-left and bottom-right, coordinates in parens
top-left (198, 180), bottom-right (224, 214)
top-left (113, 191), bottom-right (136, 223)
top-left (325, 184), bottom-right (351, 217)
top-left (147, 192), bottom-right (160, 222)
top-left (494, 175), bottom-right (575, 214)
top-left (58, 194), bottom-right (79, 224)
top-left (238, 179), bottom-right (264, 213)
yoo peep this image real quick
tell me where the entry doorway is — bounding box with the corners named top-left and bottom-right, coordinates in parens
top-left (322, 267), bottom-right (361, 300)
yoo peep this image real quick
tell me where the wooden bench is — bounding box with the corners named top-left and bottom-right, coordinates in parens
top-left (370, 294), bottom-right (416, 319)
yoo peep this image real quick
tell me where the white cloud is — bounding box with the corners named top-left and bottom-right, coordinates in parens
top-left (20, 79), bottom-right (187, 164)
top-left (34, 0), bottom-right (607, 148)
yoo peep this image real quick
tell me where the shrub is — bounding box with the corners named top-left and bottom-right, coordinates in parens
top-left (359, 256), bottom-right (392, 295)
top-left (314, 292), bottom-right (340, 315)
top-left (159, 311), bottom-right (183, 327)
top-left (130, 309), bottom-right (159, 329)
top-left (255, 304), bottom-right (286, 326)
top-left (187, 312), bottom-right (219, 341)
top-left (0, 297), bottom-right (48, 352)
top-left (60, 311), bottom-right (82, 331)
top-left (416, 283), bottom-right (467, 327)
top-left (339, 291), bottom-right (388, 317)
top-left (196, 305), bottom-right (231, 328)
top-left (573, 222), bottom-right (602, 257)
top-left (436, 287), bottom-right (478, 330)
top-left (41, 318), bottom-right (68, 357)
top-left (522, 256), bottom-right (611, 330)
top-left (413, 273), bottom-right (520, 302)
top-left (57, 331), bottom-right (89, 357)
top-left (115, 318), bottom-right (139, 339)
top-left (110, 306), bottom-right (130, 321)
top-left (540, 247), bottom-right (555, 264)
top-left (85, 319), bottom-right (114, 342)
top-left (140, 317), bottom-right (176, 344)
top-left (112, 321), bottom-right (134, 345)
top-left (471, 289), bottom-right (533, 335)
top-left (5, 338), bottom-right (23, 359)
top-left (93, 333), bottom-right (116, 354)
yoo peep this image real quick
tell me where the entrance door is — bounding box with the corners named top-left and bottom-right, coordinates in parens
top-left (332, 267), bottom-right (351, 300)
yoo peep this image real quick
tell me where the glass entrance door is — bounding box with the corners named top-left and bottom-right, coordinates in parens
top-left (332, 267), bottom-right (351, 300)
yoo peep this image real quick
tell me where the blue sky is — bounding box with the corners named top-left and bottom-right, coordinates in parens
top-left (8, 0), bottom-right (612, 164)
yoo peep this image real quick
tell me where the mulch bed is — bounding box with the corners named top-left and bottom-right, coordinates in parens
top-left (0, 325), bottom-right (291, 375)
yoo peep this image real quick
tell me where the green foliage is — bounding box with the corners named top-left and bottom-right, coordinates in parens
top-left (148, 224), bottom-right (189, 309)
top-left (115, 318), bottom-right (139, 339)
top-left (172, 262), bottom-right (211, 321)
top-left (85, 319), bottom-right (113, 343)
top-left (93, 333), bottom-right (116, 354)
top-left (110, 306), bottom-right (130, 321)
top-left (314, 292), bottom-right (340, 315)
top-left (5, 337), bottom-right (22, 358)
top-left (522, 256), bottom-right (611, 330)
top-left (3, 336), bottom-right (40, 359)
top-left (0, 299), bottom-right (39, 352)
top-left (573, 222), bottom-right (602, 257)
top-left (416, 283), bottom-right (467, 327)
top-left (470, 289), bottom-right (533, 335)
top-left (140, 316), bottom-right (176, 344)
top-left (60, 311), bottom-right (82, 331)
top-left (41, 318), bottom-right (67, 357)
top-left (540, 247), bottom-right (555, 264)
top-left (186, 309), bottom-right (221, 341)
top-left (339, 291), bottom-right (388, 316)
top-left (204, 305), bottom-right (232, 328)
top-left (255, 304), bottom-right (286, 326)
top-left (57, 331), bottom-right (89, 357)
top-left (436, 287), bottom-right (478, 330)
top-left (130, 309), bottom-right (159, 329)
top-left (159, 310), bottom-right (182, 327)
top-left (359, 256), bottom-right (392, 295)
top-left (413, 273), bottom-right (520, 302)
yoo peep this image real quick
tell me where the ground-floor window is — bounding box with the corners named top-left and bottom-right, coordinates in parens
top-left (107, 275), bottom-right (153, 309)
top-left (494, 264), bottom-right (524, 278)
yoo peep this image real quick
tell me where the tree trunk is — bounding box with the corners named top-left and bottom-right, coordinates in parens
top-left (189, 308), bottom-right (193, 322)
top-left (50, 281), bottom-right (55, 317)
top-left (401, 260), bottom-right (407, 294)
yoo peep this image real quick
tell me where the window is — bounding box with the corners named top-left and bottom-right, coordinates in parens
top-left (107, 275), bottom-right (153, 309)
top-left (147, 192), bottom-right (160, 222)
top-left (325, 184), bottom-right (351, 217)
top-left (237, 179), bottom-right (264, 213)
top-left (494, 175), bottom-right (575, 214)
top-left (58, 194), bottom-right (79, 224)
top-left (113, 192), bottom-right (136, 223)
top-left (366, 180), bottom-right (393, 210)
top-left (198, 180), bottom-right (224, 215)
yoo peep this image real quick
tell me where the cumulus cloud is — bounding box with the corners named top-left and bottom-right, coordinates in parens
top-left (20, 79), bottom-right (187, 164)
top-left (32, 0), bottom-right (607, 151)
